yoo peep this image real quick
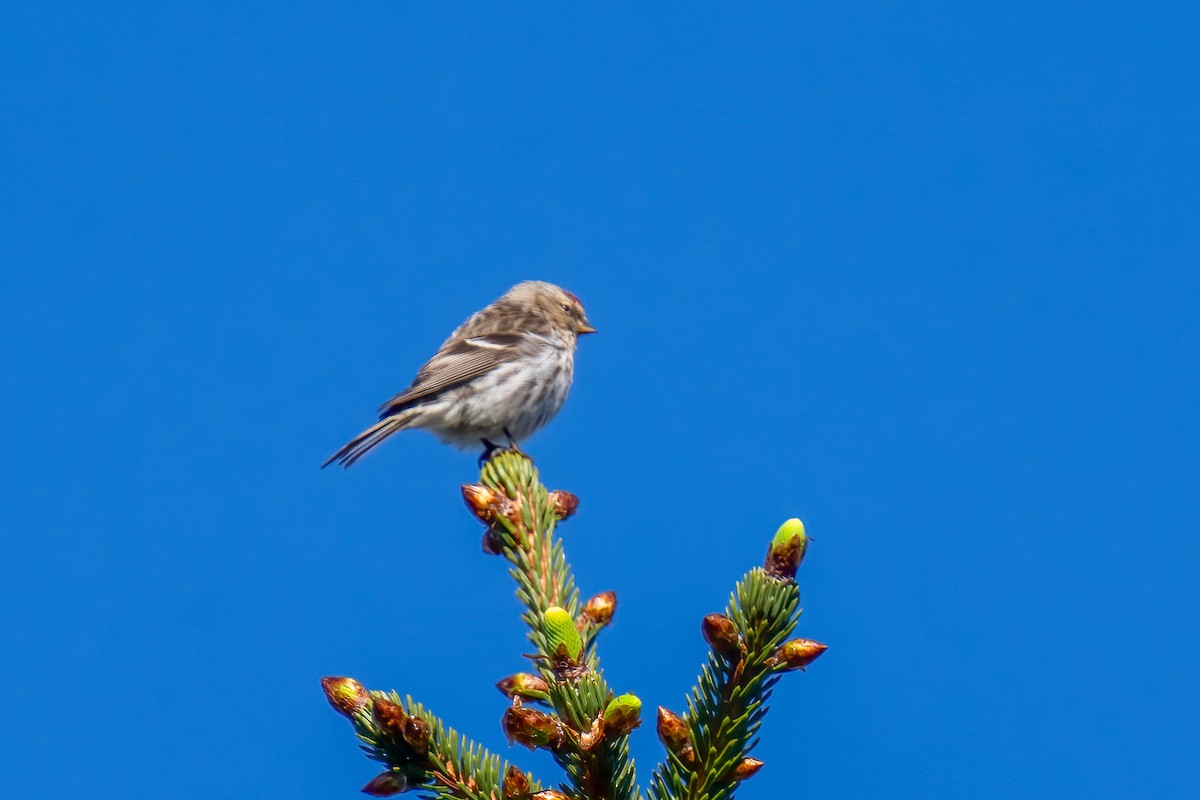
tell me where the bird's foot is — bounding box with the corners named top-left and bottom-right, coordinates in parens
top-left (503, 429), bottom-right (529, 458)
top-left (477, 434), bottom-right (530, 467)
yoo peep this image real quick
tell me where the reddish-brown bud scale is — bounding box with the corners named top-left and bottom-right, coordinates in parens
top-left (765, 538), bottom-right (804, 579)
top-left (701, 614), bottom-right (742, 661)
top-left (656, 707), bottom-right (690, 753)
top-left (503, 706), bottom-right (564, 751)
top-left (321, 676), bottom-right (371, 717)
top-left (767, 638), bottom-right (828, 672)
top-left (402, 717), bottom-right (431, 756)
top-left (580, 591), bottom-right (617, 628)
top-left (372, 695), bottom-right (408, 737)
top-left (530, 791), bottom-right (571, 800)
top-left (362, 771), bottom-right (408, 796)
top-left (578, 715), bottom-right (604, 752)
top-left (502, 765), bottom-right (530, 799)
top-left (461, 484), bottom-right (518, 525)
top-left (730, 757), bottom-right (765, 781)
top-left (462, 483), bottom-right (498, 517)
top-left (496, 673), bottom-right (550, 702)
top-left (548, 490), bottom-right (580, 520)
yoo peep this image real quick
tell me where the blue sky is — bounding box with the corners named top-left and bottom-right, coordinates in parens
top-left (1, 3), bottom-right (1197, 798)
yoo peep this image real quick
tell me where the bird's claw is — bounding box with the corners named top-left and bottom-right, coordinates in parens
top-left (478, 435), bottom-right (530, 467)
top-left (503, 429), bottom-right (529, 457)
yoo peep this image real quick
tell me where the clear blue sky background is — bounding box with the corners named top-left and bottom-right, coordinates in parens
top-left (1, 3), bottom-right (1197, 798)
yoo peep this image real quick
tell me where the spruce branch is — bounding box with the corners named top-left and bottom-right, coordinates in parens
top-left (648, 520), bottom-right (824, 800)
top-left (322, 679), bottom-right (541, 800)
top-left (469, 452), bottom-right (639, 800)
top-left (322, 458), bottom-right (826, 800)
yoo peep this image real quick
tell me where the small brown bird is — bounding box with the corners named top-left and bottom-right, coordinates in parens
top-left (324, 281), bottom-right (595, 468)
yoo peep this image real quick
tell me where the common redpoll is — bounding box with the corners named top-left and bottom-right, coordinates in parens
top-left (324, 281), bottom-right (595, 468)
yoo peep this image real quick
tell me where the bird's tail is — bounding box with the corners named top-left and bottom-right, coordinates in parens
top-left (322, 410), bottom-right (419, 469)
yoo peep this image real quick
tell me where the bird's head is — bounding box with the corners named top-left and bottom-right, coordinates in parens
top-left (510, 281), bottom-right (596, 337)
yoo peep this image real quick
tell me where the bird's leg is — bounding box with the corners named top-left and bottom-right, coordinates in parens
top-left (479, 438), bottom-right (502, 467)
top-left (477, 433), bottom-right (528, 467)
top-left (503, 429), bottom-right (529, 458)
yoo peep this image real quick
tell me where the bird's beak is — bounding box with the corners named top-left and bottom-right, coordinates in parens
top-left (577, 319), bottom-right (597, 335)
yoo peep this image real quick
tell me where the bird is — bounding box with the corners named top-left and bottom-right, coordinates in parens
top-left (324, 280), bottom-right (595, 468)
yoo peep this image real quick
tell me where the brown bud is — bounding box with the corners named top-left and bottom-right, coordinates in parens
top-left (580, 591), bottom-right (617, 628)
top-left (461, 483), bottom-right (517, 524)
top-left (701, 614), bottom-right (742, 661)
top-left (321, 676), bottom-right (370, 717)
top-left (462, 483), bottom-right (498, 517)
top-left (372, 695), bottom-right (408, 737)
top-left (656, 707), bottom-right (690, 753)
top-left (766, 638), bottom-right (828, 672)
top-left (481, 527), bottom-right (506, 555)
top-left (548, 490), bottom-right (579, 520)
top-left (676, 744), bottom-right (697, 767)
top-left (496, 673), bottom-right (550, 702)
top-left (402, 717), bottom-right (431, 756)
top-left (502, 765), bottom-right (530, 799)
top-left (530, 791), bottom-right (571, 800)
top-left (362, 771), bottom-right (408, 796)
top-left (503, 705), bottom-right (564, 751)
top-left (730, 757), bottom-right (764, 781)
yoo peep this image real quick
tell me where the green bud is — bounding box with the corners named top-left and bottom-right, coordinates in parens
top-left (765, 518), bottom-right (808, 580)
top-left (543, 606), bottom-right (583, 660)
top-left (603, 693), bottom-right (642, 737)
top-left (773, 517), bottom-right (805, 548)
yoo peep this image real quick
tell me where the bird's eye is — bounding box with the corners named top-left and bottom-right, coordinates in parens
top-left (561, 303), bottom-right (572, 312)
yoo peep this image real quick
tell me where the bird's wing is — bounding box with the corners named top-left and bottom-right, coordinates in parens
top-left (378, 334), bottom-right (526, 416)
